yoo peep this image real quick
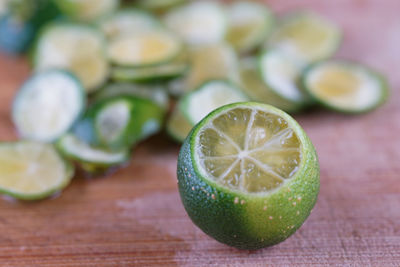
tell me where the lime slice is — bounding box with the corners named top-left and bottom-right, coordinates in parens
top-left (166, 107), bottom-right (193, 143)
top-left (57, 134), bottom-right (129, 172)
top-left (108, 30), bottom-right (182, 67)
top-left (303, 60), bottom-right (388, 113)
top-left (12, 70), bottom-right (85, 142)
top-left (86, 96), bottom-right (165, 149)
top-left (0, 141), bottom-right (74, 200)
top-left (163, 1), bottom-right (227, 45)
top-left (240, 57), bottom-right (304, 113)
top-left (177, 102), bottom-right (319, 249)
top-left (179, 80), bottom-right (249, 125)
top-left (55, 0), bottom-right (119, 21)
top-left (98, 8), bottom-right (160, 40)
top-left (137, 0), bottom-right (187, 12)
top-left (33, 22), bottom-right (109, 92)
top-left (226, 1), bottom-right (274, 54)
top-left (185, 43), bottom-right (239, 92)
top-left (259, 49), bottom-right (311, 107)
top-left (93, 83), bottom-right (169, 110)
top-left (268, 11), bottom-right (341, 63)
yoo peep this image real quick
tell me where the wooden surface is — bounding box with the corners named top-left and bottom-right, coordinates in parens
top-left (0, 0), bottom-right (400, 266)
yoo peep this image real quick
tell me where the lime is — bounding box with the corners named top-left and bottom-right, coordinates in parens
top-left (55, 0), bottom-right (119, 22)
top-left (239, 57), bottom-right (303, 113)
top-left (268, 11), bottom-right (341, 63)
top-left (12, 70), bottom-right (85, 142)
top-left (177, 102), bottom-right (320, 249)
top-left (0, 141), bottom-right (74, 200)
top-left (33, 22), bottom-right (109, 92)
top-left (57, 134), bottom-right (129, 174)
top-left (226, 1), bottom-right (274, 54)
top-left (107, 30), bottom-right (182, 67)
top-left (163, 1), bottom-right (226, 45)
top-left (166, 107), bottom-right (193, 143)
top-left (137, 0), bottom-right (187, 12)
top-left (302, 60), bottom-right (388, 113)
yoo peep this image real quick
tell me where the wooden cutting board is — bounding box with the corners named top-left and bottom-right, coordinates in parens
top-left (0, 0), bottom-right (399, 266)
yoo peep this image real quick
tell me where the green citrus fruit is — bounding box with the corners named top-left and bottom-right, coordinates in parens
top-left (177, 102), bottom-right (320, 250)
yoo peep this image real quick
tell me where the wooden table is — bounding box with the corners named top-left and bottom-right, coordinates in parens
top-left (0, 0), bottom-right (399, 266)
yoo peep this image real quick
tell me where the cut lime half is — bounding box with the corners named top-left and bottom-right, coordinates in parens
top-left (33, 22), bottom-right (109, 92)
top-left (226, 1), bottom-right (274, 54)
top-left (268, 11), bottom-right (341, 63)
top-left (303, 60), bottom-right (388, 113)
top-left (177, 102), bottom-right (319, 249)
top-left (12, 70), bottom-right (85, 142)
top-left (0, 141), bottom-right (74, 200)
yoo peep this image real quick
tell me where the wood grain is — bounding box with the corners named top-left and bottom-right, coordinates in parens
top-left (0, 0), bottom-right (400, 266)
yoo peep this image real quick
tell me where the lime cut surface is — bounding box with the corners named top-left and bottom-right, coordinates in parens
top-left (0, 142), bottom-right (73, 200)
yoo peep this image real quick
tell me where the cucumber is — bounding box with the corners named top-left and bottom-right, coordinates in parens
top-left (302, 60), bottom-right (388, 114)
top-left (163, 1), bottom-right (227, 45)
top-left (33, 22), bottom-right (109, 92)
top-left (12, 70), bottom-right (86, 142)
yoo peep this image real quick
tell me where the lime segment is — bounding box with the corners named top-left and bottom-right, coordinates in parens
top-left (0, 142), bottom-right (73, 200)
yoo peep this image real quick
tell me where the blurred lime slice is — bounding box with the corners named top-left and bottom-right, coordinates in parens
top-left (56, 0), bottom-right (119, 22)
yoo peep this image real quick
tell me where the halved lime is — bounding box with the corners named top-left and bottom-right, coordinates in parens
top-left (166, 107), bottom-right (193, 143)
top-left (226, 1), bottom-right (274, 54)
top-left (33, 22), bottom-right (109, 92)
top-left (177, 102), bottom-right (320, 249)
top-left (55, 0), bottom-right (119, 22)
top-left (93, 83), bottom-right (169, 110)
top-left (268, 11), bottom-right (341, 63)
top-left (239, 57), bottom-right (304, 113)
top-left (57, 134), bottom-right (129, 173)
top-left (163, 1), bottom-right (227, 45)
top-left (108, 30), bottom-right (182, 67)
top-left (98, 8), bottom-right (160, 40)
top-left (259, 49), bottom-right (311, 108)
top-left (137, 0), bottom-right (187, 12)
top-left (303, 60), bottom-right (388, 113)
top-left (0, 141), bottom-right (74, 200)
top-left (12, 70), bottom-right (85, 142)
top-left (185, 43), bottom-right (239, 92)
top-left (179, 80), bottom-right (249, 125)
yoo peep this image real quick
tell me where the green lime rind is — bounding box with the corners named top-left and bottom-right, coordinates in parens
top-left (177, 102), bottom-right (320, 249)
top-left (166, 107), bottom-right (193, 143)
top-left (0, 142), bottom-right (75, 201)
top-left (55, 0), bottom-right (120, 22)
top-left (226, 1), bottom-right (275, 54)
top-left (12, 69), bottom-right (86, 143)
top-left (302, 60), bottom-right (389, 114)
top-left (111, 62), bottom-right (189, 83)
top-left (32, 21), bottom-right (109, 92)
top-left (178, 79), bottom-right (249, 125)
top-left (239, 57), bottom-right (305, 113)
top-left (92, 83), bottom-right (169, 110)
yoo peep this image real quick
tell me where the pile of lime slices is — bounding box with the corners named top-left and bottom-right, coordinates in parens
top-left (0, 0), bottom-right (388, 219)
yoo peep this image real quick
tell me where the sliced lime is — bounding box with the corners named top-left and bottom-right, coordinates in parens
top-left (166, 107), bottom-right (193, 143)
top-left (108, 30), bottom-right (182, 67)
top-left (268, 11), bottom-right (341, 63)
top-left (163, 1), bottom-right (227, 45)
top-left (0, 141), bottom-right (74, 200)
top-left (303, 60), bottom-right (388, 113)
top-left (55, 0), bottom-right (119, 22)
top-left (33, 22), bottom-right (109, 92)
top-left (12, 70), bottom-right (85, 142)
top-left (226, 1), bottom-right (274, 54)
